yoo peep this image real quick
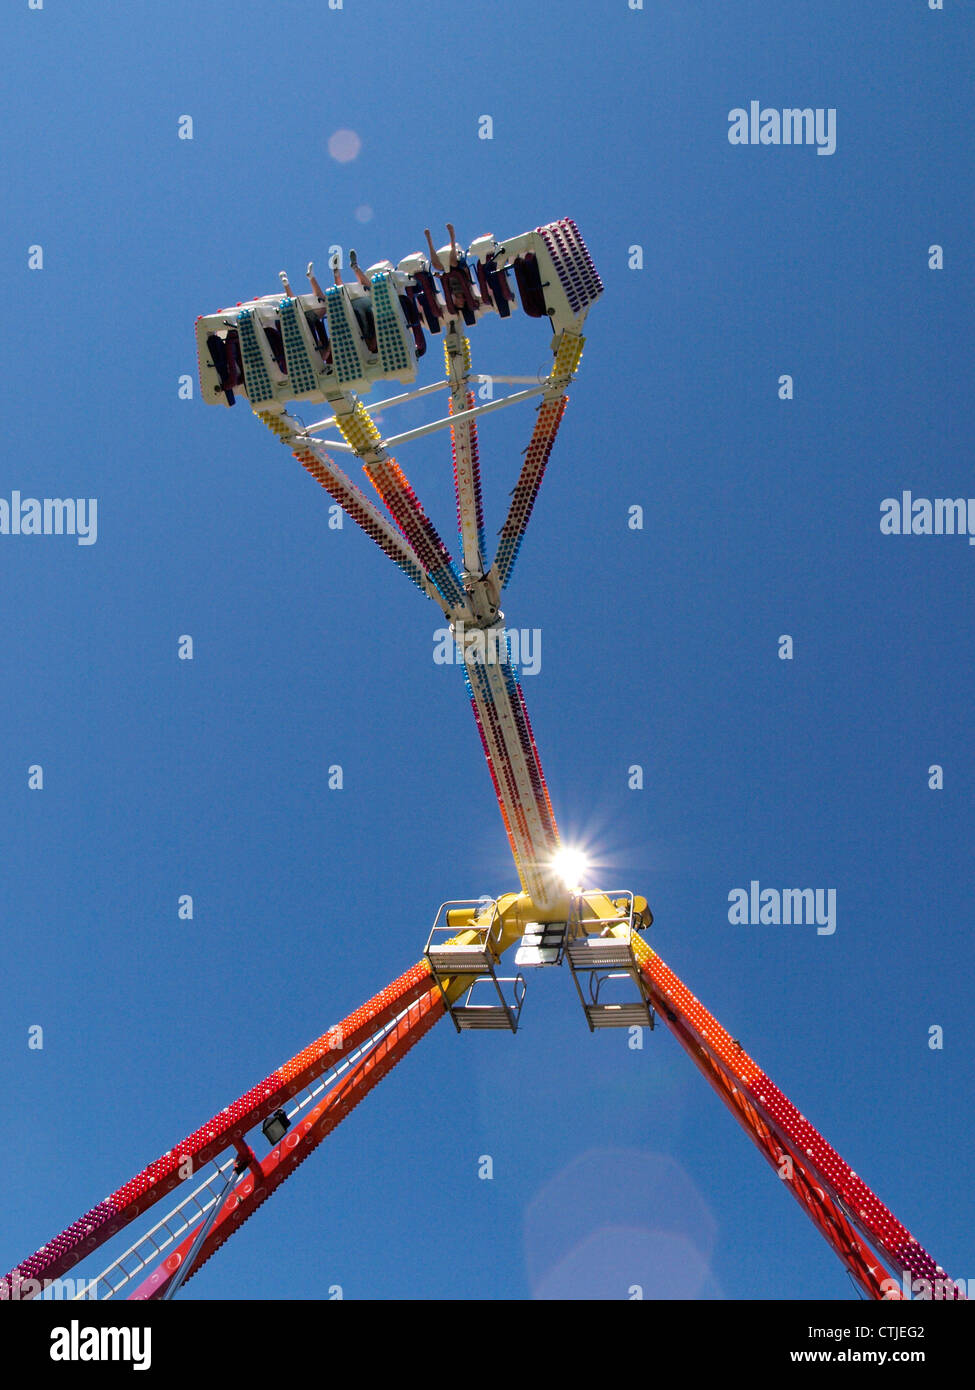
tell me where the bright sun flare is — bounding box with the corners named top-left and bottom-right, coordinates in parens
top-left (551, 846), bottom-right (589, 889)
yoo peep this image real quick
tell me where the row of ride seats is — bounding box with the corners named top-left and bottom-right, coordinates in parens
top-left (207, 252), bottom-right (548, 405)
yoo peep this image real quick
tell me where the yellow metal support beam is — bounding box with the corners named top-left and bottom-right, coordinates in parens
top-left (432, 890), bottom-right (652, 1003)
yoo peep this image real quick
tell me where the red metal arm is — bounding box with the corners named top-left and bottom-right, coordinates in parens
top-left (3, 961), bottom-right (438, 1300)
top-left (633, 940), bottom-right (963, 1300)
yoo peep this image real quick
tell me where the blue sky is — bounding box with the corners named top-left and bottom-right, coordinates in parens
top-left (2, 0), bottom-right (972, 1300)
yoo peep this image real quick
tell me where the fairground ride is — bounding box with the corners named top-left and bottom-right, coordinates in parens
top-left (3, 220), bottom-right (963, 1301)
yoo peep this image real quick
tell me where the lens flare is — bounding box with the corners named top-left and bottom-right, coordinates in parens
top-left (551, 846), bottom-right (589, 890)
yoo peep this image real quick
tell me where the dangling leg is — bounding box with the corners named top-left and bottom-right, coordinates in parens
top-left (424, 227), bottom-right (445, 273)
top-left (306, 261), bottom-right (327, 301)
top-left (349, 249), bottom-right (372, 290)
top-left (278, 270), bottom-right (295, 296)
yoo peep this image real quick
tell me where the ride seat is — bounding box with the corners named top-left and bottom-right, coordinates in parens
top-left (514, 252), bottom-right (547, 317)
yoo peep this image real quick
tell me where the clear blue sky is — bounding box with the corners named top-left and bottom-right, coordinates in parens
top-left (2, 0), bottom-right (972, 1301)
